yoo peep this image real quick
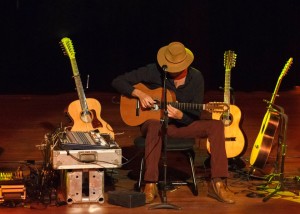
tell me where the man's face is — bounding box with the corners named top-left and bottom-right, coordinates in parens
top-left (168, 70), bottom-right (184, 79)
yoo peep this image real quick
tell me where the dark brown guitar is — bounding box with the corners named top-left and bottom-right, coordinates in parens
top-left (120, 83), bottom-right (229, 126)
top-left (250, 57), bottom-right (293, 169)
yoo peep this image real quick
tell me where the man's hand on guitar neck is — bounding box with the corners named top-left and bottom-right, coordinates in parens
top-left (132, 88), bottom-right (155, 108)
top-left (167, 104), bottom-right (183, 119)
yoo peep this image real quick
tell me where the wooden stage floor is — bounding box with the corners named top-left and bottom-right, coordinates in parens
top-left (0, 88), bottom-right (300, 213)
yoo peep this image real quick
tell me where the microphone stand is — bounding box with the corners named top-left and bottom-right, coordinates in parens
top-left (149, 66), bottom-right (180, 210)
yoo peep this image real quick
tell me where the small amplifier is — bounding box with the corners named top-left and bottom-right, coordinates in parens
top-left (0, 185), bottom-right (26, 203)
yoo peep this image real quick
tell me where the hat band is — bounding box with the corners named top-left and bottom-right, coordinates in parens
top-left (165, 52), bottom-right (187, 64)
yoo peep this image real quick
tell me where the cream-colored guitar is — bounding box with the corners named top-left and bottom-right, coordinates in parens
top-left (207, 50), bottom-right (246, 158)
top-left (60, 37), bottom-right (114, 139)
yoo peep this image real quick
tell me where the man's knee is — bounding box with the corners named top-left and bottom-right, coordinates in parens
top-left (210, 120), bottom-right (224, 132)
top-left (145, 119), bottom-right (161, 132)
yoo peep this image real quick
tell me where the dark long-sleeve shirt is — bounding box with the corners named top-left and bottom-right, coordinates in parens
top-left (111, 63), bottom-right (205, 126)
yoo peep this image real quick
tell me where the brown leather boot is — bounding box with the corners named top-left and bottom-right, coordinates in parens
top-left (143, 183), bottom-right (158, 204)
top-left (207, 179), bottom-right (235, 204)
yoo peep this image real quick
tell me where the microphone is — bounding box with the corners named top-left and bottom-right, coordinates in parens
top-left (162, 65), bottom-right (168, 72)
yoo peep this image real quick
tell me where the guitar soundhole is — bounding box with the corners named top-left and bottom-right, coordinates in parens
top-left (81, 111), bottom-right (93, 123)
top-left (150, 100), bottom-right (160, 111)
top-left (220, 113), bottom-right (233, 126)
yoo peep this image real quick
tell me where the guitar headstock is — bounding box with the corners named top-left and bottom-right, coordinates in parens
top-left (60, 37), bottom-right (76, 59)
top-left (205, 102), bottom-right (229, 113)
top-left (280, 57), bottom-right (293, 79)
top-left (224, 50), bottom-right (237, 71)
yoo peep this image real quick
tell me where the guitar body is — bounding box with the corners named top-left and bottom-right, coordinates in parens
top-left (120, 83), bottom-right (176, 126)
top-left (207, 104), bottom-right (246, 158)
top-left (67, 98), bottom-right (114, 138)
top-left (250, 110), bottom-right (280, 168)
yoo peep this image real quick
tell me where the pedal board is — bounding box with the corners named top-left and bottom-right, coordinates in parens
top-left (0, 171), bottom-right (26, 203)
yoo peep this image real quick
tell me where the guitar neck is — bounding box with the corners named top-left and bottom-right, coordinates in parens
top-left (223, 50), bottom-right (236, 105)
top-left (224, 68), bottom-right (231, 105)
top-left (268, 57), bottom-right (293, 105)
top-left (269, 77), bottom-right (283, 105)
top-left (169, 102), bottom-right (205, 110)
top-left (70, 58), bottom-right (88, 112)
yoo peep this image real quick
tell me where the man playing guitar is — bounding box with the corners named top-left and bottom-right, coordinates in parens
top-left (112, 42), bottom-right (235, 204)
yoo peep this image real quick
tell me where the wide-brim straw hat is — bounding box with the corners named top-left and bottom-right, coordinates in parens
top-left (157, 42), bottom-right (194, 73)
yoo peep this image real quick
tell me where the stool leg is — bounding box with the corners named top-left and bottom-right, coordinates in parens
top-left (188, 151), bottom-right (198, 196)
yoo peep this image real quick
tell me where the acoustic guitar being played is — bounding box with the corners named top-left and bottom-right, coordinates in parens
top-left (120, 83), bottom-right (229, 126)
top-left (60, 37), bottom-right (114, 139)
top-left (206, 50), bottom-right (246, 159)
top-left (250, 57), bottom-right (293, 169)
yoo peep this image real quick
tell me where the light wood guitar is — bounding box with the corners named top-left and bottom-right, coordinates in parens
top-left (207, 50), bottom-right (246, 158)
top-left (120, 83), bottom-right (229, 126)
top-left (250, 57), bottom-right (293, 169)
top-left (60, 37), bottom-right (114, 138)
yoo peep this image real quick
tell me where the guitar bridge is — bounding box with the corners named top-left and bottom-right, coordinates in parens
top-left (225, 137), bottom-right (236, 141)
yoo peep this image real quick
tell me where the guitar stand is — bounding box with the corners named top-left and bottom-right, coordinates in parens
top-left (261, 105), bottom-right (288, 202)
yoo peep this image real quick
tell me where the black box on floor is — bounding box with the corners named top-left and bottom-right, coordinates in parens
top-left (107, 190), bottom-right (145, 208)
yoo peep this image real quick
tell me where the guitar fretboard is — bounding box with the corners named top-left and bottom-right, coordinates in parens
top-left (70, 58), bottom-right (89, 113)
top-left (224, 69), bottom-right (231, 105)
top-left (169, 102), bottom-right (204, 110)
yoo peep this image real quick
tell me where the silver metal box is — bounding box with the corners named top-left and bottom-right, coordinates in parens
top-left (51, 147), bottom-right (122, 169)
top-left (63, 169), bottom-right (104, 204)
